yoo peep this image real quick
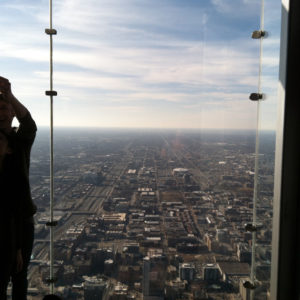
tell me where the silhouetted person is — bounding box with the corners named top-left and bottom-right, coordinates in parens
top-left (0, 129), bottom-right (24, 299)
top-left (0, 130), bottom-right (16, 299)
top-left (0, 76), bottom-right (37, 300)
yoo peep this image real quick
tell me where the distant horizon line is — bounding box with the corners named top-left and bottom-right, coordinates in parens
top-left (34, 125), bottom-right (276, 134)
top-left (36, 126), bottom-right (276, 132)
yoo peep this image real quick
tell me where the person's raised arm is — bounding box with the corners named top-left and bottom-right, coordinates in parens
top-left (0, 76), bottom-right (28, 120)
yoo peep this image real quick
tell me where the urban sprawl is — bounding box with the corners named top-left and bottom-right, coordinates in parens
top-left (15, 129), bottom-right (274, 300)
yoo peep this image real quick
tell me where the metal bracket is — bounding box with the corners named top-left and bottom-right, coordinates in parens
top-left (45, 277), bottom-right (58, 284)
top-left (45, 91), bottom-right (58, 96)
top-left (245, 223), bottom-right (257, 232)
top-left (45, 29), bottom-right (57, 35)
top-left (252, 30), bottom-right (266, 39)
top-left (46, 221), bottom-right (58, 227)
top-left (249, 93), bottom-right (263, 101)
top-left (243, 281), bottom-right (256, 290)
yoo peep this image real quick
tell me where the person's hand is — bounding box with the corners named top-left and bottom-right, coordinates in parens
top-left (0, 76), bottom-right (12, 101)
top-left (16, 249), bottom-right (23, 273)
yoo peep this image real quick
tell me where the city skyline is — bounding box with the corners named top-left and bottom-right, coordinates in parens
top-left (26, 128), bottom-right (275, 299)
top-left (1, 0), bottom-right (281, 129)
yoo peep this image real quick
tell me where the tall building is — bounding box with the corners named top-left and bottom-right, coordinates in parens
top-left (142, 251), bottom-right (167, 300)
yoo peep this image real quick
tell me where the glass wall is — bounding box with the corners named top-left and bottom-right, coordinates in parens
top-left (0, 0), bottom-right (282, 299)
top-left (253, 0), bottom-right (281, 299)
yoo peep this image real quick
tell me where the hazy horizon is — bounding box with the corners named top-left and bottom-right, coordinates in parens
top-left (35, 125), bottom-right (276, 132)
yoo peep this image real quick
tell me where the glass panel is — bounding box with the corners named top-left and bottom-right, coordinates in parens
top-left (253, 0), bottom-right (282, 299)
top-left (0, 0), bottom-right (281, 299)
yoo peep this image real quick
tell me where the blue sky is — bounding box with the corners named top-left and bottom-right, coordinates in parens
top-left (0, 0), bottom-right (281, 129)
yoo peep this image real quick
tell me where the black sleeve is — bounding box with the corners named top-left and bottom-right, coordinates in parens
top-left (16, 112), bottom-right (37, 143)
top-left (14, 173), bottom-right (27, 249)
top-left (15, 112), bottom-right (37, 171)
top-left (15, 213), bottom-right (23, 250)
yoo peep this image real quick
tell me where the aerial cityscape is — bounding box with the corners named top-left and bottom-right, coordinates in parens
top-left (11, 128), bottom-right (275, 300)
top-left (0, 0), bottom-right (283, 299)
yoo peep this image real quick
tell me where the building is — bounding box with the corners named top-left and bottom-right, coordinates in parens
top-left (143, 252), bottom-right (167, 300)
top-left (218, 262), bottom-right (250, 282)
top-left (237, 243), bottom-right (252, 264)
top-left (172, 168), bottom-right (189, 176)
top-left (179, 263), bottom-right (195, 281)
top-left (216, 228), bottom-right (229, 243)
top-left (203, 263), bottom-right (221, 282)
top-left (83, 276), bottom-right (107, 300)
top-left (239, 277), bottom-right (251, 300)
top-left (165, 279), bottom-right (186, 299)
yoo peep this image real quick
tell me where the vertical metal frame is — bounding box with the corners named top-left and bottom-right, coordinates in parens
top-left (271, 0), bottom-right (300, 298)
top-left (49, 0), bottom-right (55, 293)
top-left (250, 2), bottom-right (265, 296)
top-left (45, 0), bottom-right (57, 294)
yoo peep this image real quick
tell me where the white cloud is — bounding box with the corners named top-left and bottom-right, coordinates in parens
top-left (0, 0), bottom-right (281, 129)
top-left (211, 0), bottom-right (260, 16)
